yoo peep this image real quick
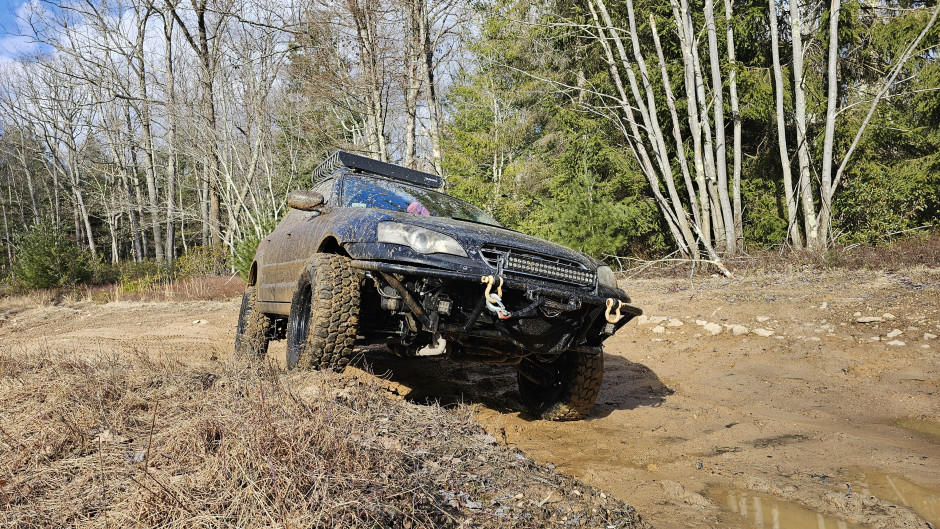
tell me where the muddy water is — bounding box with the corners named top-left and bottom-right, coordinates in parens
top-left (893, 418), bottom-right (940, 444)
top-left (848, 470), bottom-right (940, 526)
top-left (711, 489), bottom-right (868, 529)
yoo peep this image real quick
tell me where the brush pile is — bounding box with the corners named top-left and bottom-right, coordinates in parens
top-left (0, 351), bottom-right (648, 528)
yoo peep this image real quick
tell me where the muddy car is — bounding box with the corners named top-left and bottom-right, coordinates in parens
top-left (235, 151), bottom-right (641, 420)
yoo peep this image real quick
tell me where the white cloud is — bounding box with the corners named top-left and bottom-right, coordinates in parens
top-left (0, 1), bottom-right (39, 61)
top-left (0, 35), bottom-right (34, 61)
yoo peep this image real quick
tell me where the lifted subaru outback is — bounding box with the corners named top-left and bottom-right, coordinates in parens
top-left (235, 151), bottom-right (642, 420)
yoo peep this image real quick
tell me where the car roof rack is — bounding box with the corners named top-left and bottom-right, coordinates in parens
top-left (311, 150), bottom-right (443, 189)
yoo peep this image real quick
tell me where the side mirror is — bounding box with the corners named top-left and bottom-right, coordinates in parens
top-left (288, 190), bottom-right (324, 211)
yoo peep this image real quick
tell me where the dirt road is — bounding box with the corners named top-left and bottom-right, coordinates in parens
top-left (2, 268), bottom-right (938, 528)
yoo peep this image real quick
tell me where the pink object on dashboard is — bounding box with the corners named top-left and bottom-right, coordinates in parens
top-left (407, 201), bottom-right (430, 216)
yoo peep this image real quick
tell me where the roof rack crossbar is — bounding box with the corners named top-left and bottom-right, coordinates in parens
top-left (311, 150), bottom-right (443, 189)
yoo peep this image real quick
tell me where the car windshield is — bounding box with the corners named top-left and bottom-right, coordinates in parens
top-left (341, 175), bottom-right (499, 226)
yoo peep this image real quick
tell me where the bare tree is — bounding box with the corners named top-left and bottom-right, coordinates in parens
top-left (789, 0), bottom-right (820, 250)
top-left (577, 0), bottom-right (742, 265)
top-left (167, 0), bottom-right (227, 247)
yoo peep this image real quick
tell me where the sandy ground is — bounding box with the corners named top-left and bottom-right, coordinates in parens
top-left (1, 268), bottom-right (938, 529)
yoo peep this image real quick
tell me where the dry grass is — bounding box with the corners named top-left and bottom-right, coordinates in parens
top-left (618, 231), bottom-right (940, 279)
top-left (0, 276), bottom-right (246, 307)
top-left (83, 275), bottom-right (247, 304)
top-left (0, 352), bottom-right (647, 528)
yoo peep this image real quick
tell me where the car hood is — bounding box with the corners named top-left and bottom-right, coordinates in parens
top-left (374, 210), bottom-right (601, 269)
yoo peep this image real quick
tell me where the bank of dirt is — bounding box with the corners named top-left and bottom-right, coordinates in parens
top-left (1, 267), bottom-right (938, 528)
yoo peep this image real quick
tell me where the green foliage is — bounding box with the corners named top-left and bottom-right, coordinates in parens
top-left (836, 156), bottom-right (940, 244)
top-left (441, 0), bottom-right (940, 256)
top-left (12, 226), bottom-right (93, 289)
top-left (540, 170), bottom-right (666, 258)
top-left (175, 246), bottom-right (230, 278)
top-left (741, 175), bottom-right (788, 248)
top-left (233, 217), bottom-right (280, 282)
top-left (443, 3), bottom-right (667, 259)
top-left (88, 247), bottom-right (230, 294)
top-left (233, 237), bottom-right (261, 283)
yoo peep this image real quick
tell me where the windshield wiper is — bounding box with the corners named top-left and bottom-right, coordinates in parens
top-left (450, 215), bottom-right (502, 228)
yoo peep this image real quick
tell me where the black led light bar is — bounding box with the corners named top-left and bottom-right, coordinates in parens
top-left (311, 150), bottom-right (443, 189)
top-left (480, 245), bottom-right (596, 287)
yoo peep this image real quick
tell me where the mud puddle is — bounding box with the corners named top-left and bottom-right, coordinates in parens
top-left (847, 469), bottom-right (940, 525)
top-left (892, 418), bottom-right (940, 444)
top-left (711, 489), bottom-right (868, 529)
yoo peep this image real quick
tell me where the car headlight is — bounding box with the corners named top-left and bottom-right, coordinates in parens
top-left (377, 222), bottom-right (467, 257)
top-left (596, 265), bottom-right (618, 289)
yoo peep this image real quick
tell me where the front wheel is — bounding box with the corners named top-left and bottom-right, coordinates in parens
top-left (234, 287), bottom-right (273, 361)
top-left (516, 350), bottom-right (603, 421)
top-left (285, 254), bottom-right (360, 371)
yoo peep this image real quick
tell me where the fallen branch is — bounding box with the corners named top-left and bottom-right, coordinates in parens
top-left (883, 224), bottom-right (935, 239)
top-left (606, 254), bottom-right (734, 279)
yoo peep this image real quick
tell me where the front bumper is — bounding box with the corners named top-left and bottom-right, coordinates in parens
top-left (349, 260), bottom-right (642, 315)
top-left (351, 259), bottom-right (642, 356)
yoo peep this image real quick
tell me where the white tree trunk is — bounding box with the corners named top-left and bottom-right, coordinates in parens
top-left (670, 0), bottom-right (711, 248)
top-left (704, 0), bottom-right (735, 252)
top-left (587, 0), bottom-right (688, 252)
top-left (769, 0), bottom-right (803, 248)
top-left (724, 0), bottom-right (743, 246)
top-left (789, 0), bottom-right (820, 249)
top-left (650, 15), bottom-right (701, 234)
top-left (421, 0), bottom-right (444, 176)
top-left (404, 0), bottom-right (421, 168)
top-left (162, 8), bottom-right (179, 261)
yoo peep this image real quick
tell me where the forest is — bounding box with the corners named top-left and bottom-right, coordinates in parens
top-left (0, 0), bottom-right (938, 287)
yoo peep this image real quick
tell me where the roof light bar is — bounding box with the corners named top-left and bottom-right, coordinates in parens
top-left (311, 150), bottom-right (444, 189)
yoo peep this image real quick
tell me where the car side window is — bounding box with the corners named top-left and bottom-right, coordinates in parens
top-left (313, 178), bottom-right (336, 205)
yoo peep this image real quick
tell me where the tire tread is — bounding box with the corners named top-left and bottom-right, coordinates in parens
top-left (234, 287), bottom-right (272, 361)
top-left (290, 254), bottom-right (360, 371)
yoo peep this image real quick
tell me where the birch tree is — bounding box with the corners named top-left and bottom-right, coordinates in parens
top-left (772, 0), bottom-right (940, 249)
top-left (579, 0), bottom-right (743, 262)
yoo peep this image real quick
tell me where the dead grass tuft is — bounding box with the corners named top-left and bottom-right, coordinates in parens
top-left (0, 352), bottom-right (647, 528)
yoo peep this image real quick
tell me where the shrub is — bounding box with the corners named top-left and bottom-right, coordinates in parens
top-left (174, 245), bottom-right (229, 278)
top-left (233, 218), bottom-right (279, 282)
top-left (836, 157), bottom-right (940, 244)
top-left (88, 246), bottom-right (230, 295)
top-left (233, 234), bottom-right (262, 283)
top-left (12, 226), bottom-right (93, 289)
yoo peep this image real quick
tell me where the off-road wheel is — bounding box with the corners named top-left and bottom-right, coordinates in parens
top-left (286, 254), bottom-right (360, 371)
top-left (234, 287), bottom-right (273, 361)
top-left (516, 350), bottom-right (603, 421)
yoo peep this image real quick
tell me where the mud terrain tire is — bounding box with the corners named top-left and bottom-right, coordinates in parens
top-left (286, 254), bottom-right (360, 371)
top-left (516, 351), bottom-right (603, 421)
top-left (234, 287), bottom-right (272, 361)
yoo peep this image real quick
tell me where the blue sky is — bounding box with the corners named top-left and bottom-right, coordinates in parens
top-left (0, 0), bottom-right (18, 27)
top-left (0, 0), bottom-right (35, 61)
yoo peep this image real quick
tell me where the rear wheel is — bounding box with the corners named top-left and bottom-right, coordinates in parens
top-left (286, 254), bottom-right (360, 371)
top-left (234, 287), bottom-right (272, 361)
top-left (516, 350), bottom-right (603, 421)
